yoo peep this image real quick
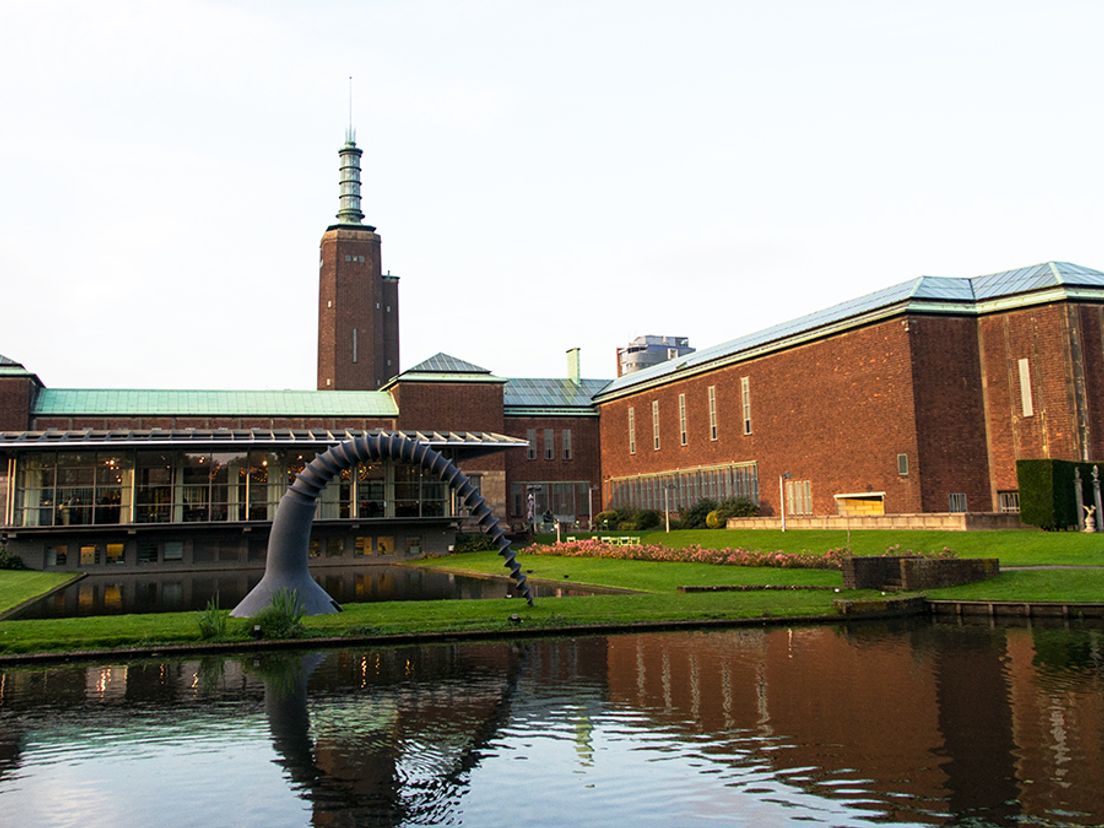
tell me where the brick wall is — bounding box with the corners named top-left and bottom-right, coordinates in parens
top-left (908, 315), bottom-right (991, 512)
top-left (317, 227), bottom-right (385, 390)
top-left (978, 303), bottom-right (1084, 492)
top-left (504, 414), bottom-right (602, 517)
top-left (598, 318), bottom-right (923, 516)
top-left (0, 377), bottom-right (36, 431)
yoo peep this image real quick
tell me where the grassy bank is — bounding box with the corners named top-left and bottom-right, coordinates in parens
top-left (543, 529), bottom-right (1104, 566)
top-left (414, 550), bottom-right (842, 591)
top-left (0, 571), bottom-right (79, 615)
top-left (926, 570), bottom-right (1104, 603)
top-left (0, 590), bottom-right (856, 656)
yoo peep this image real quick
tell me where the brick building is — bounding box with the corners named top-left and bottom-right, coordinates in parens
top-left (595, 262), bottom-right (1104, 521)
top-left (3, 129), bottom-right (1104, 572)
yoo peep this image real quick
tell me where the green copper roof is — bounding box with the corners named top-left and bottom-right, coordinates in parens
top-left (0, 354), bottom-right (20, 367)
top-left (32, 388), bottom-right (399, 417)
top-left (503, 378), bottom-right (610, 411)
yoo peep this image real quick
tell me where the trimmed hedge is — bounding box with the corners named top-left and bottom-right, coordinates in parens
top-left (1017, 458), bottom-right (1104, 530)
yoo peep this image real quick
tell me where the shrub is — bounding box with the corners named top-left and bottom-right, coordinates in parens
top-left (680, 499), bottom-right (718, 529)
top-left (617, 519), bottom-right (638, 531)
top-left (0, 545), bottom-right (26, 570)
top-left (453, 532), bottom-right (497, 553)
top-left (705, 509), bottom-right (723, 529)
top-left (254, 588), bottom-right (306, 639)
top-left (1017, 459), bottom-right (1100, 530)
top-left (717, 497), bottom-right (759, 519)
top-left (197, 596), bottom-right (229, 640)
top-left (636, 510), bottom-right (661, 530)
top-left (594, 510), bottom-right (620, 530)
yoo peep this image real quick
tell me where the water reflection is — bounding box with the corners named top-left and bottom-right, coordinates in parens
top-left (13, 565), bottom-right (597, 619)
top-left (1, 620), bottom-right (1102, 826)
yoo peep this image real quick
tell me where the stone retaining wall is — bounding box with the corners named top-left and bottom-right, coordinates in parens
top-left (728, 512), bottom-right (1023, 531)
top-left (842, 556), bottom-right (1000, 590)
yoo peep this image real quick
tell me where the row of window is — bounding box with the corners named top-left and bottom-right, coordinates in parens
top-left (628, 381), bottom-right (750, 454)
top-left (609, 462), bottom-right (759, 512)
top-left (8, 450), bottom-right (463, 528)
top-left (42, 533), bottom-right (417, 569)
top-left (525, 429), bottom-right (574, 461)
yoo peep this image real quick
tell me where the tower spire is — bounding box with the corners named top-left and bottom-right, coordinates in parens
top-left (336, 76), bottom-right (365, 225)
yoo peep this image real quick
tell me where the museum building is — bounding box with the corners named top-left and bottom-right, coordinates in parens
top-left (4, 128), bottom-right (1104, 571)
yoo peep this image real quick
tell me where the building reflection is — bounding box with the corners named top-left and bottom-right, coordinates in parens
top-left (0, 622), bottom-right (1102, 824)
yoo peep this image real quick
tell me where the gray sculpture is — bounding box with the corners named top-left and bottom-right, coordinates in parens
top-left (231, 433), bottom-right (532, 617)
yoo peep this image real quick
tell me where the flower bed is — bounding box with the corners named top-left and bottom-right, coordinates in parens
top-left (526, 539), bottom-right (847, 569)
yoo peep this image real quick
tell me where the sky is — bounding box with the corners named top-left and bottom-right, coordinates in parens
top-left (3, 0), bottom-right (1104, 390)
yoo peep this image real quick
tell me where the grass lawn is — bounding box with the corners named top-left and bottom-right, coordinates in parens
top-left (0, 571), bottom-right (79, 615)
top-left (539, 529), bottom-right (1104, 566)
top-left (413, 550), bottom-right (841, 591)
top-left (926, 570), bottom-right (1104, 603)
top-left (0, 590), bottom-right (858, 656)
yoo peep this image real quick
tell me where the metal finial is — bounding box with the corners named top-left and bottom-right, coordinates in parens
top-left (347, 75), bottom-right (354, 143)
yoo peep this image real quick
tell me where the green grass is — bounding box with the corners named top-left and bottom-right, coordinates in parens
top-left (0, 590), bottom-right (859, 656)
top-left (0, 571), bottom-right (79, 614)
top-left (926, 570), bottom-right (1104, 603)
top-left (542, 528), bottom-right (1104, 566)
top-left (413, 550), bottom-right (841, 591)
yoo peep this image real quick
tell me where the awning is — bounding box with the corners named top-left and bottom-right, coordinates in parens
top-left (0, 428), bottom-right (528, 459)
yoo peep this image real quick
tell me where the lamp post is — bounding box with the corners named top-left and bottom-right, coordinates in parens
top-left (588, 484), bottom-right (599, 531)
top-left (779, 471), bottom-right (792, 532)
top-left (664, 483), bottom-right (677, 533)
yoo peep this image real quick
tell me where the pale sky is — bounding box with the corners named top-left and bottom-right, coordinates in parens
top-left (3, 0), bottom-right (1103, 390)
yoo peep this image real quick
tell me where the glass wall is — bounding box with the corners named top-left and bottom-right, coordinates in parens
top-left (510, 481), bottom-right (592, 521)
top-left (608, 462), bottom-right (759, 512)
top-left (9, 449), bottom-right (460, 528)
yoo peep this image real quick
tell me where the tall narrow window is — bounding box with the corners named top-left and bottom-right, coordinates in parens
top-left (1018, 358), bottom-right (1034, 417)
top-left (628, 407), bottom-right (636, 455)
top-left (652, 400), bottom-right (661, 450)
top-left (708, 385), bottom-right (718, 440)
top-left (741, 377), bottom-right (752, 435)
top-left (526, 429), bottom-right (537, 460)
top-left (562, 429), bottom-right (573, 460)
top-left (948, 492), bottom-right (968, 512)
top-left (678, 393), bottom-right (688, 446)
top-left (352, 328), bottom-right (358, 363)
top-left (785, 479), bottom-right (813, 516)
top-left (544, 429), bottom-right (555, 460)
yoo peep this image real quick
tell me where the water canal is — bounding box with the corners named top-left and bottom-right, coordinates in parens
top-left (1, 619), bottom-right (1102, 826)
top-left (11, 566), bottom-right (599, 619)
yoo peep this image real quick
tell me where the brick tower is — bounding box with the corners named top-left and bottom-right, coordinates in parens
top-left (317, 128), bottom-right (400, 390)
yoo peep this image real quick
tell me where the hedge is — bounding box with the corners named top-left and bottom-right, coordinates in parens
top-left (1017, 458), bottom-right (1104, 530)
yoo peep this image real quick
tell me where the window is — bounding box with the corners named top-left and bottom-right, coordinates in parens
top-left (105, 542), bottom-right (125, 566)
top-left (1018, 358), bottom-right (1034, 417)
top-left (562, 429), bottom-right (573, 460)
top-left (628, 407), bottom-right (636, 455)
top-left (652, 400), bottom-right (661, 450)
top-left (607, 462), bottom-right (759, 512)
top-left (785, 479), bottom-right (813, 516)
top-left (948, 492), bottom-right (968, 513)
top-left (998, 491), bottom-right (1021, 513)
top-left (741, 377), bottom-right (752, 435)
top-left (544, 429), bottom-right (555, 460)
top-left (527, 429), bottom-right (537, 460)
top-left (47, 545), bottom-right (68, 567)
top-left (897, 453), bottom-right (909, 476)
top-left (163, 541), bottom-right (184, 561)
top-left (352, 328), bottom-right (358, 363)
top-left (138, 542), bottom-right (158, 564)
top-left (708, 386), bottom-right (718, 440)
top-left (678, 394), bottom-right (688, 446)
top-left (354, 536), bottom-right (372, 557)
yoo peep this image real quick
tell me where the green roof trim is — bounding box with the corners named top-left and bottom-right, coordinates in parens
top-left (32, 388), bottom-right (399, 418)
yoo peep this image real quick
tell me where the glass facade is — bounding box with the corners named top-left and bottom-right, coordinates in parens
top-left (7, 449), bottom-right (459, 528)
top-left (510, 480), bottom-right (592, 521)
top-left (608, 461), bottom-right (759, 512)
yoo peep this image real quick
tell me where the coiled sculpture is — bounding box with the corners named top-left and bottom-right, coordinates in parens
top-left (231, 432), bottom-right (532, 617)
